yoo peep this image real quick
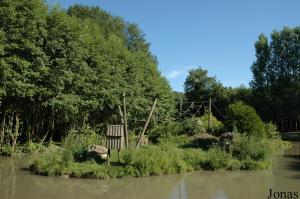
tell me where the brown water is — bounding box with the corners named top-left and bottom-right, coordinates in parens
top-left (1, 143), bottom-right (300, 199)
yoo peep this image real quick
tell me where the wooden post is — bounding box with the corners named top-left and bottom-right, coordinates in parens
top-left (208, 98), bottom-right (212, 132)
top-left (136, 99), bottom-right (158, 149)
top-left (123, 92), bottom-right (128, 148)
top-left (118, 106), bottom-right (124, 124)
top-left (107, 149), bottom-right (110, 166)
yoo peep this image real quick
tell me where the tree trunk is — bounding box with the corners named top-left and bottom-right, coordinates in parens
top-left (0, 112), bottom-right (6, 150)
top-left (48, 118), bottom-right (55, 147)
top-left (29, 107), bottom-right (39, 143)
top-left (12, 113), bottom-right (20, 152)
top-left (40, 111), bottom-right (54, 145)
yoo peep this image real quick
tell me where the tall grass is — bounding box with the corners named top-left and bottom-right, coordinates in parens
top-left (29, 132), bottom-right (291, 179)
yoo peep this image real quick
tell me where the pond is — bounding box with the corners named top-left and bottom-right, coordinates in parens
top-left (1, 142), bottom-right (300, 199)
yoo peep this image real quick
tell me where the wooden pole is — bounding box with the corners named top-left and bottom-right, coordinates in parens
top-left (118, 105), bottom-right (124, 124)
top-left (107, 149), bottom-right (110, 166)
top-left (136, 98), bottom-right (158, 149)
top-left (123, 92), bottom-right (128, 148)
top-left (208, 98), bottom-right (212, 132)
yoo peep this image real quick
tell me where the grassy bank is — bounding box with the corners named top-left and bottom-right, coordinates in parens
top-left (0, 142), bottom-right (45, 156)
top-left (29, 134), bottom-right (291, 179)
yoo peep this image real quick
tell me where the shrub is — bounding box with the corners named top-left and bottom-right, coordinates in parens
top-left (122, 145), bottom-right (202, 176)
top-left (265, 122), bottom-right (280, 139)
top-left (199, 113), bottom-right (224, 134)
top-left (0, 144), bottom-right (13, 156)
top-left (21, 142), bottom-right (44, 153)
top-left (204, 146), bottom-right (235, 170)
top-left (182, 149), bottom-right (206, 170)
top-left (158, 134), bottom-right (190, 147)
top-left (148, 120), bottom-right (183, 142)
top-left (231, 134), bottom-right (271, 161)
top-left (62, 127), bottom-right (104, 161)
top-left (183, 117), bottom-right (206, 135)
top-left (226, 101), bottom-right (266, 137)
top-left (183, 114), bottom-right (223, 136)
top-left (30, 148), bottom-right (64, 176)
top-left (230, 133), bottom-right (290, 163)
top-left (240, 159), bottom-right (271, 170)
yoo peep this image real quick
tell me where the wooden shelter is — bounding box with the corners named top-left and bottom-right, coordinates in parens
top-left (106, 125), bottom-right (124, 164)
top-left (106, 125), bottom-right (124, 150)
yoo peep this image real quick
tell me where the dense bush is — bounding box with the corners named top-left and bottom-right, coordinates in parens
top-left (183, 117), bottom-right (206, 135)
top-left (123, 146), bottom-right (190, 176)
top-left (226, 101), bottom-right (266, 137)
top-left (62, 128), bottom-right (104, 162)
top-left (231, 134), bottom-right (272, 161)
top-left (265, 122), bottom-right (280, 139)
top-left (0, 145), bottom-right (14, 156)
top-left (148, 120), bottom-right (183, 142)
top-left (0, 142), bottom-right (44, 156)
top-left (182, 114), bottom-right (223, 136)
top-left (30, 147), bottom-right (64, 176)
top-left (21, 142), bottom-right (44, 153)
top-left (158, 134), bottom-right (190, 147)
top-left (204, 146), bottom-right (239, 170)
top-left (198, 113), bottom-right (224, 135)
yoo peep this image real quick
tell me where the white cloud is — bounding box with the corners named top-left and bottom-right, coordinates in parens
top-left (166, 70), bottom-right (180, 79)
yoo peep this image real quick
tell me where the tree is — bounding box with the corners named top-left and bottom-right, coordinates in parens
top-left (0, 0), bottom-right (176, 147)
top-left (184, 67), bottom-right (223, 102)
top-left (0, 0), bottom-right (48, 145)
top-left (226, 101), bottom-right (266, 137)
top-left (250, 27), bottom-right (300, 128)
top-left (250, 33), bottom-right (271, 120)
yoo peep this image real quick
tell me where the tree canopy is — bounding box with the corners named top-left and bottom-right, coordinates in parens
top-left (0, 0), bottom-right (175, 146)
top-left (251, 27), bottom-right (300, 124)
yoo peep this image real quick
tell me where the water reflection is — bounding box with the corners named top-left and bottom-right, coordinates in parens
top-left (0, 143), bottom-right (299, 199)
top-left (170, 179), bottom-right (189, 199)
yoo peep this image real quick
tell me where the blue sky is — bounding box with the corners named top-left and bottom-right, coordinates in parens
top-left (48, 0), bottom-right (300, 91)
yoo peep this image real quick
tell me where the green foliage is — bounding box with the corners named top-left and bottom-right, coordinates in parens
top-left (122, 145), bottom-right (203, 175)
top-left (204, 146), bottom-right (237, 170)
top-left (0, 145), bottom-right (13, 156)
top-left (148, 120), bottom-right (183, 142)
top-left (183, 114), bottom-right (223, 135)
top-left (251, 27), bottom-right (300, 123)
top-left (183, 117), bottom-right (206, 135)
top-left (30, 134), bottom-right (291, 178)
top-left (230, 133), bottom-right (290, 168)
top-left (231, 134), bottom-right (271, 161)
top-left (199, 113), bottom-right (224, 134)
top-left (30, 147), bottom-right (64, 176)
top-left (158, 134), bottom-right (190, 147)
top-left (184, 67), bottom-right (223, 102)
top-left (62, 128), bottom-right (104, 162)
top-left (0, 0), bottom-right (175, 147)
top-left (227, 101), bottom-right (266, 137)
top-left (265, 122), bottom-right (280, 139)
top-left (21, 142), bottom-right (44, 153)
